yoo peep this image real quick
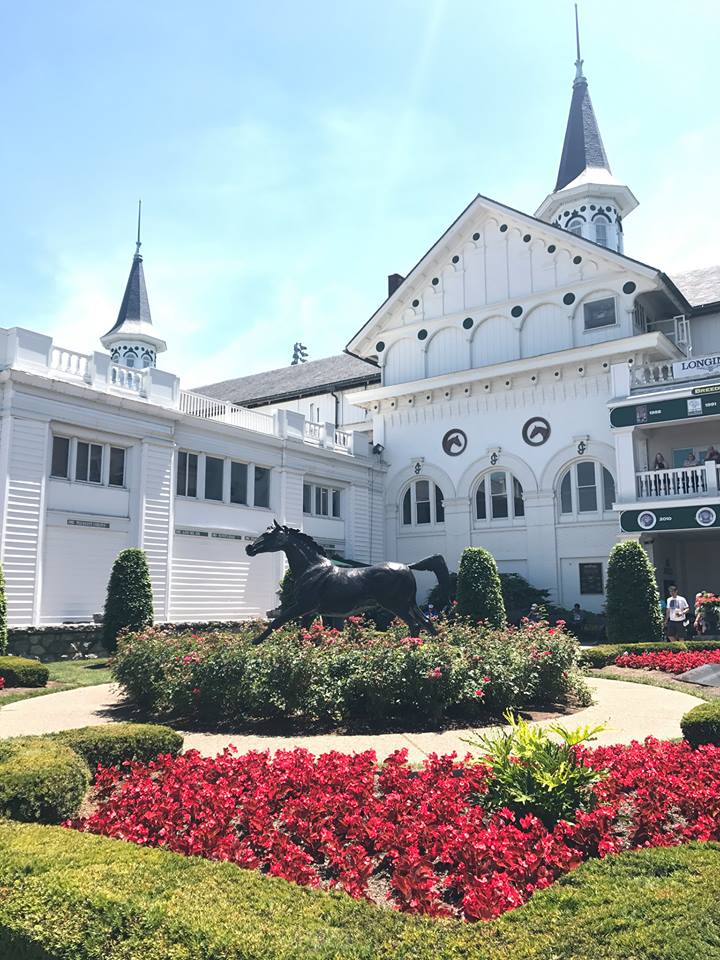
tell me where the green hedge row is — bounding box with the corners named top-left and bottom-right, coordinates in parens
top-left (681, 702), bottom-right (720, 748)
top-left (0, 655), bottom-right (49, 687)
top-left (0, 724), bottom-right (183, 824)
top-left (582, 639), bottom-right (720, 668)
top-left (0, 823), bottom-right (719, 959)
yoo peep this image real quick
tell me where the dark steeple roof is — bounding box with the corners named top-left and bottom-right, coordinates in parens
top-left (554, 15), bottom-right (610, 192)
top-left (104, 252), bottom-right (153, 337)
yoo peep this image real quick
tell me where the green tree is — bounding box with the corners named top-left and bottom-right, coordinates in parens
top-left (455, 547), bottom-right (506, 627)
top-left (0, 562), bottom-right (6, 656)
top-left (103, 549), bottom-right (154, 652)
top-left (605, 540), bottom-right (663, 645)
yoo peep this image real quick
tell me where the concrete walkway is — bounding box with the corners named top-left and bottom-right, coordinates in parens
top-left (0, 678), bottom-right (705, 761)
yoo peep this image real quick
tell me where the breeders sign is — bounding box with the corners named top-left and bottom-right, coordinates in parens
top-left (673, 354), bottom-right (720, 382)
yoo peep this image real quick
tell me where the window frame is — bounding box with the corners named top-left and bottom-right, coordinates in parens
top-left (558, 461), bottom-right (616, 520)
top-left (567, 218), bottom-right (583, 236)
top-left (176, 450), bottom-right (199, 499)
top-left (401, 478), bottom-right (445, 529)
top-left (302, 482), bottom-right (342, 518)
top-left (50, 435), bottom-right (129, 490)
top-left (474, 470), bottom-right (525, 525)
top-left (583, 296), bottom-right (617, 332)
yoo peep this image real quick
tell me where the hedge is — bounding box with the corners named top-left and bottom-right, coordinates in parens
top-left (681, 702), bottom-right (720, 748)
top-left (605, 540), bottom-right (664, 645)
top-left (455, 547), bottom-right (506, 627)
top-left (0, 823), bottom-right (719, 959)
top-left (52, 723), bottom-right (184, 769)
top-left (0, 738), bottom-right (90, 823)
top-left (0, 655), bottom-right (49, 687)
top-left (103, 548), bottom-right (154, 652)
top-left (582, 639), bottom-right (720, 669)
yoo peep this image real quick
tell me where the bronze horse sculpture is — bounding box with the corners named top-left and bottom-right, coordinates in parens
top-left (246, 520), bottom-right (450, 642)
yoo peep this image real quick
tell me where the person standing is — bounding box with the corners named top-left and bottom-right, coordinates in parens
top-left (653, 452), bottom-right (667, 470)
top-left (665, 585), bottom-right (689, 640)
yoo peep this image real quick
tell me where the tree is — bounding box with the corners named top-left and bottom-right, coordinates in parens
top-left (103, 549), bottom-right (154, 652)
top-left (456, 547), bottom-right (506, 627)
top-left (605, 540), bottom-right (663, 645)
top-left (0, 562), bottom-right (6, 656)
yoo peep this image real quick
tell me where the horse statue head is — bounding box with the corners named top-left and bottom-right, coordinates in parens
top-left (245, 520), bottom-right (327, 558)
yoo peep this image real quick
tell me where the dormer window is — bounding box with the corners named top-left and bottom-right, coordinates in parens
top-left (567, 218), bottom-right (583, 236)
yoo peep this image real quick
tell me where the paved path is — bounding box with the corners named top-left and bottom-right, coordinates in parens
top-left (0, 678), bottom-right (704, 761)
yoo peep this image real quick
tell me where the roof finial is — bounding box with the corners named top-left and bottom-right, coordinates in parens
top-left (574, 3), bottom-right (585, 83)
top-left (135, 199), bottom-right (142, 257)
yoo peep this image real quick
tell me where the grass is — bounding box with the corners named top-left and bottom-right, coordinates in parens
top-left (0, 659), bottom-right (112, 708)
top-left (590, 666), bottom-right (717, 702)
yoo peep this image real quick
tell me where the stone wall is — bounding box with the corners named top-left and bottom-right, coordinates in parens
top-left (8, 625), bottom-right (106, 661)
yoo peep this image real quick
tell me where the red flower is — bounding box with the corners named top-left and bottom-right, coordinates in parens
top-left (0, 676), bottom-right (5, 690)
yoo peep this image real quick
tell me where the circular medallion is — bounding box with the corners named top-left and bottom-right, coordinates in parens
top-left (521, 417), bottom-right (551, 447)
top-left (637, 510), bottom-right (657, 530)
top-left (696, 507), bottom-right (717, 528)
top-left (442, 428), bottom-right (468, 457)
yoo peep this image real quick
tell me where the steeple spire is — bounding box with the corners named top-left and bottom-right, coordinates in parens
top-left (554, 6), bottom-right (609, 192)
top-left (100, 205), bottom-right (167, 368)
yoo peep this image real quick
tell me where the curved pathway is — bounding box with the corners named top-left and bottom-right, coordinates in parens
top-left (0, 678), bottom-right (704, 761)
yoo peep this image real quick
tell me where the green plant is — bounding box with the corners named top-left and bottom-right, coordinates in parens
top-left (0, 738), bottom-right (90, 823)
top-left (0, 563), bottom-right (6, 657)
top-left (0, 655), bottom-right (49, 688)
top-left (103, 548), bottom-right (154, 652)
top-left (501, 573), bottom-right (551, 620)
top-left (1, 822), bottom-right (719, 960)
top-left (52, 723), bottom-right (183, 769)
top-left (465, 711), bottom-right (606, 827)
top-left (605, 540), bottom-right (663, 645)
top-left (681, 702), bottom-right (720, 748)
top-left (455, 547), bottom-right (506, 627)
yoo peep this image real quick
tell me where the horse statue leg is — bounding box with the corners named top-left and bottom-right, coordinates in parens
top-left (252, 602), bottom-right (316, 644)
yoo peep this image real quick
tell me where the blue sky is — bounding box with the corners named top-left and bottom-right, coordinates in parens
top-left (1, 0), bottom-right (718, 386)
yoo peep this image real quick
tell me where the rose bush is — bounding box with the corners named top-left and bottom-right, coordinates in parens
top-left (69, 738), bottom-right (720, 922)
top-left (614, 648), bottom-right (720, 673)
top-left (113, 617), bottom-right (589, 731)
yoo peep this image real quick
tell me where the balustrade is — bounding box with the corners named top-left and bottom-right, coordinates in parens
top-left (636, 465), bottom-right (711, 500)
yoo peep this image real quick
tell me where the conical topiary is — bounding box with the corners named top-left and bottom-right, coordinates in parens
top-left (605, 540), bottom-right (663, 645)
top-left (103, 548), bottom-right (154, 652)
top-left (455, 546), bottom-right (506, 627)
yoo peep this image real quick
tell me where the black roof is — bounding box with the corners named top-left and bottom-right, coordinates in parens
top-left (195, 353), bottom-right (380, 407)
top-left (104, 253), bottom-right (152, 336)
top-left (555, 71), bottom-right (610, 191)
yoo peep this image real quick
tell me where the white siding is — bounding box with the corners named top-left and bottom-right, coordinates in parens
top-left (383, 339), bottom-right (424, 385)
top-left (140, 442), bottom-right (174, 619)
top-left (520, 304), bottom-right (570, 359)
top-left (41, 526), bottom-right (128, 623)
top-left (471, 316), bottom-right (517, 367)
top-left (3, 418), bottom-right (48, 624)
top-left (426, 327), bottom-right (468, 378)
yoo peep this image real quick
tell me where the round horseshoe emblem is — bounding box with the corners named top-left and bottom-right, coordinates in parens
top-left (522, 417), bottom-right (551, 447)
top-left (442, 428), bottom-right (467, 457)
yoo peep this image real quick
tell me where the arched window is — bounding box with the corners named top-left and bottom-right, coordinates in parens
top-left (594, 219), bottom-right (609, 247)
top-left (559, 461), bottom-right (615, 515)
top-left (567, 218), bottom-right (583, 236)
top-left (475, 471), bottom-right (524, 521)
top-left (402, 479), bottom-right (445, 526)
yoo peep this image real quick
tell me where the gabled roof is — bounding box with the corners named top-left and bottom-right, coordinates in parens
top-left (670, 265), bottom-right (720, 309)
top-left (554, 67), bottom-right (610, 191)
top-left (195, 353), bottom-right (380, 407)
top-left (104, 253), bottom-right (152, 337)
top-left (345, 190), bottom-right (682, 355)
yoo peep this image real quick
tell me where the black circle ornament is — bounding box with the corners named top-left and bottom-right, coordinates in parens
top-left (442, 428), bottom-right (468, 457)
top-left (521, 416), bottom-right (551, 447)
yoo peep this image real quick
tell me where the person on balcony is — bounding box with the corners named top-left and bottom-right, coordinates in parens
top-left (684, 452), bottom-right (698, 467)
top-left (665, 585), bottom-right (689, 640)
top-left (653, 452), bottom-right (667, 470)
top-left (705, 446), bottom-right (720, 463)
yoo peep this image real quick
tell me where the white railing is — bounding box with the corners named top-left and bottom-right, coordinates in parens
top-left (334, 429), bottom-right (351, 450)
top-left (630, 361), bottom-right (675, 390)
top-left (110, 364), bottom-right (148, 394)
top-left (636, 465), bottom-right (710, 500)
top-left (304, 421), bottom-right (323, 442)
top-left (646, 314), bottom-right (692, 353)
top-left (49, 347), bottom-right (90, 379)
top-left (179, 390), bottom-right (276, 435)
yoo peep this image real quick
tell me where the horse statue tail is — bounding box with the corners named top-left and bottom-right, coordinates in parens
top-left (409, 555), bottom-right (451, 607)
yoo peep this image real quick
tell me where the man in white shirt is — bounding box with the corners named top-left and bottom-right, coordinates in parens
top-left (665, 585), bottom-right (689, 639)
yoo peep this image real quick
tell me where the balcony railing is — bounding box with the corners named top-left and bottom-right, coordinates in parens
top-left (636, 464), bottom-right (719, 500)
top-left (179, 390), bottom-right (276, 435)
top-left (630, 361), bottom-right (675, 391)
top-left (49, 346), bottom-right (90, 379)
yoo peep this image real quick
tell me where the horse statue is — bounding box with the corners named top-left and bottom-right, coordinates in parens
top-left (245, 520), bottom-right (450, 642)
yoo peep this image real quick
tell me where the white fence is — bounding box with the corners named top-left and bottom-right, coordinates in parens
top-left (636, 465), bottom-right (715, 500)
top-left (179, 391), bottom-right (276, 435)
top-left (49, 347), bottom-right (89, 379)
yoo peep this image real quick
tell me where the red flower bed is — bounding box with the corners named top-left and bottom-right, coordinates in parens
top-left (614, 648), bottom-right (720, 673)
top-left (69, 739), bottom-right (720, 921)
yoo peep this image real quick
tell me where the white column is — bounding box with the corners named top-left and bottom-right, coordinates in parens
top-left (441, 497), bottom-right (472, 570)
top-left (613, 427), bottom-right (637, 503)
top-left (523, 493), bottom-right (560, 604)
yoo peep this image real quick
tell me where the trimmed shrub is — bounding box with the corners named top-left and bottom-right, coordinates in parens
top-left (455, 547), bottom-right (506, 627)
top-left (103, 548), bottom-right (154, 652)
top-left (0, 655), bottom-right (49, 688)
top-left (605, 540), bottom-right (663, 645)
top-left (681, 702), bottom-right (720, 748)
top-left (581, 639), bottom-right (720, 669)
top-left (52, 723), bottom-right (183, 769)
top-left (0, 738), bottom-right (90, 823)
top-left (0, 562), bottom-right (6, 656)
top-left (113, 619), bottom-right (589, 731)
top-left (1, 822), bottom-right (720, 959)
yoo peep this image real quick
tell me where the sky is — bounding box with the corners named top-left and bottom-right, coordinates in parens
top-left (1, 0), bottom-right (719, 388)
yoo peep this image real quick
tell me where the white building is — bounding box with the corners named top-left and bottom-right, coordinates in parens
top-left (0, 247), bottom-right (385, 627)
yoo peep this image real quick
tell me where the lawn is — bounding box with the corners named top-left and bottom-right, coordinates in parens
top-left (0, 659), bottom-right (112, 708)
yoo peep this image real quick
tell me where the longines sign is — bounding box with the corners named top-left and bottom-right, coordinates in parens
top-left (673, 354), bottom-right (720, 381)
